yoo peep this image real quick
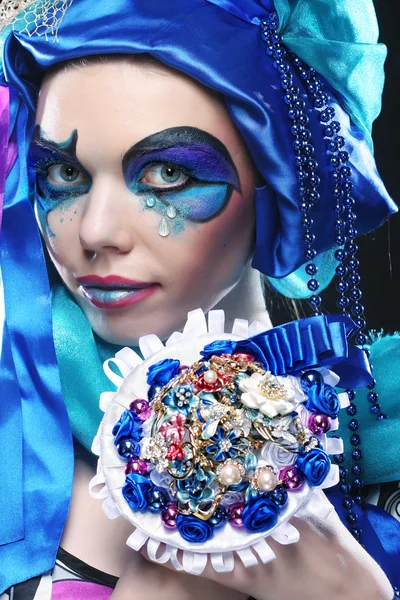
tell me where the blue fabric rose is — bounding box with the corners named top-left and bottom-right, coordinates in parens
top-left (200, 339), bottom-right (237, 360)
top-left (305, 381), bottom-right (340, 418)
top-left (122, 473), bottom-right (153, 511)
top-left (112, 409), bottom-right (143, 445)
top-left (242, 496), bottom-right (279, 533)
top-left (296, 448), bottom-right (331, 487)
top-left (146, 359), bottom-right (181, 387)
top-left (176, 514), bottom-right (214, 543)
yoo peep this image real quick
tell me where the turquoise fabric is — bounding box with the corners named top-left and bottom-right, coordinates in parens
top-left (275, 0), bottom-right (387, 143)
top-left (338, 333), bottom-right (400, 485)
top-left (51, 284), bottom-right (135, 452)
top-left (267, 248), bottom-right (339, 299)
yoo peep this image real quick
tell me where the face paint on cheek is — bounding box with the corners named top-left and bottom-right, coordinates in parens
top-left (122, 126), bottom-right (241, 236)
top-left (29, 127), bottom-right (91, 236)
top-left (161, 181), bottom-right (232, 221)
top-left (34, 186), bottom-right (85, 237)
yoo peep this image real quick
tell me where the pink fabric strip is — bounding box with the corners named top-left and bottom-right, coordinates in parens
top-left (0, 85), bottom-right (18, 235)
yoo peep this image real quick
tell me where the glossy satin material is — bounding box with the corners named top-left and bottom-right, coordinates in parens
top-left (51, 284), bottom-right (128, 453)
top-left (339, 333), bottom-right (400, 485)
top-left (267, 247), bottom-right (339, 299)
top-left (0, 0), bottom-right (397, 590)
top-left (207, 0), bottom-right (386, 139)
top-left (0, 87), bottom-right (73, 592)
top-left (274, 0), bottom-right (387, 139)
top-left (327, 487), bottom-right (400, 589)
top-left (235, 313), bottom-right (372, 389)
top-left (2, 0), bottom-right (397, 278)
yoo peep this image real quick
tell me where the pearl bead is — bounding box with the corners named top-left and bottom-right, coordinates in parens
top-left (228, 503), bottom-right (245, 528)
top-left (204, 369), bottom-right (218, 384)
top-left (301, 370), bottom-right (322, 388)
top-left (218, 464), bottom-right (242, 487)
top-left (130, 399), bottom-right (151, 421)
top-left (146, 486), bottom-right (169, 512)
top-left (279, 466), bottom-right (304, 491)
top-left (161, 504), bottom-right (178, 529)
top-left (117, 438), bottom-right (138, 460)
top-left (308, 413), bottom-right (331, 435)
top-left (208, 506), bottom-right (228, 529)
top-left (255, 467), bottom-right (278, 491)
top-left (125, 459), bottom-right (149, 476)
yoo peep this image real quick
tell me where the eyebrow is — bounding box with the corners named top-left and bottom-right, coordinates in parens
top-left (29, 125), bottom-right (79, 161)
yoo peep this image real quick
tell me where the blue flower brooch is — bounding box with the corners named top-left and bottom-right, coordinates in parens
top-left (91, 309), bottom-right (371, 575)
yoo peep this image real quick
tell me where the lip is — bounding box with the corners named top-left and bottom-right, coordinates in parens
top-left (76, 275), bottom-right (155, 289)
top-left (77, 275), bottom-right (160, 310)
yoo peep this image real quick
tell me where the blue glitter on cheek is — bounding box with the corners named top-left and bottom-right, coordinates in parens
top-left (35, 186), bottom-right (84, 237)
top-left (162, 182), bottom-right (230, 222)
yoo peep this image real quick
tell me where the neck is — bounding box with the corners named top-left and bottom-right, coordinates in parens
top-left (213, 265), bottom-right (272, 332)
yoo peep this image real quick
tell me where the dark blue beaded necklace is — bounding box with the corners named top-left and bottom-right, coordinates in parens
top-left (260, 12), bottom-right (388, 551)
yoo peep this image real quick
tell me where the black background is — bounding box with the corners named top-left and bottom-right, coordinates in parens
top-left (331, 1), bottom-right (400, 332)
top-left (363, 1), bottom-right (400, 332)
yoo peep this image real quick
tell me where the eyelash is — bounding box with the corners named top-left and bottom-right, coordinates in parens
top-left (32, 157), bottom-right (90, 200)
top-left (134, 162), bottom-right (197, 197)
top-left (31, 158), bottom-right (197, 204)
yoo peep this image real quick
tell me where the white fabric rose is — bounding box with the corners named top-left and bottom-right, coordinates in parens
top-left (238, 372), bottom-right (298, 417)
top-left (260, 441), bottom-right (297, 469)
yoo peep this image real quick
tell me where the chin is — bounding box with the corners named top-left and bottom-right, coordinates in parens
top-left (77, 302), bottom-right (188, 347)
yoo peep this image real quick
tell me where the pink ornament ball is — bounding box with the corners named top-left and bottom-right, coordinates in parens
top-left (162, 504), bottom-right (179, 529)
top-left (125, 459), bottom-right (149, 476)
top-left (308, 413), bottom-right (332, 435)
top-left (228, 502), bottom-right (245, 528)
top-left (279, 465), bottom-right (304, 491)
top-left (130, 398), bottom-right (151, 421)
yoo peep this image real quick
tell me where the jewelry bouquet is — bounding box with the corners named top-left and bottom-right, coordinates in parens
top-left (90, 309), bottom-right (356, 574)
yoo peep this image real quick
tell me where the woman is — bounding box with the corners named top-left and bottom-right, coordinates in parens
top-left (0, 0), bottom-right (398, 598)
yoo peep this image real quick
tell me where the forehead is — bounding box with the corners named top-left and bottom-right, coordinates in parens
top-left (35, 59), bottom-right (238, 165)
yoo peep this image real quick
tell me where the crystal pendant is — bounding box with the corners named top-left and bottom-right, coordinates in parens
top-left (158, 218), bottom-right (170, 237)
top-left (166, 205), bottom-right (177, 219)
top-left (146, 196), bottom-right (156, 208)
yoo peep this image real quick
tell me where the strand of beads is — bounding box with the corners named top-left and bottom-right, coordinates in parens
top-left (259, 11), bottom-right (396, 597)
top-left (260, 11), bottom-right (369, 544)
top-left (260, 13), bottom-right (322, 316)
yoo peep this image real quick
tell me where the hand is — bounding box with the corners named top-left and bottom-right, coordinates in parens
top-left (112, 547), bottom-right (247, 600)
top-left (140, 510), bottom-right (393, 600)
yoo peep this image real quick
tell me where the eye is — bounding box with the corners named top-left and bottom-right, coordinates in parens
top-left (140, 164), bottom-right (189, 187)
top-left (46, 164), bottom-right (88, 185)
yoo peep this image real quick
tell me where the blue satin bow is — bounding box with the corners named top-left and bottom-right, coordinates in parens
top-left (235, 314), bottom-right (372, 389)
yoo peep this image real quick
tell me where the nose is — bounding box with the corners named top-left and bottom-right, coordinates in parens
top-left (79, 178), bottom-right (136, 254)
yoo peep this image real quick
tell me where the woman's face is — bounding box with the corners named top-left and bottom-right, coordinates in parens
top-left (33, 58), bottom-right (258, 345)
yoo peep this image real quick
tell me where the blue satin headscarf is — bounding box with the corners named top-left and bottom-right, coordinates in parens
top-left (2, 0), bottom-right (397, 277)
top-left (0, 0), bottom-right (398, 591)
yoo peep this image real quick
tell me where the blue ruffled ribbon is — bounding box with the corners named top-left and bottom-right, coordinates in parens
top-left (235, 314), bottom-right (371, 389)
